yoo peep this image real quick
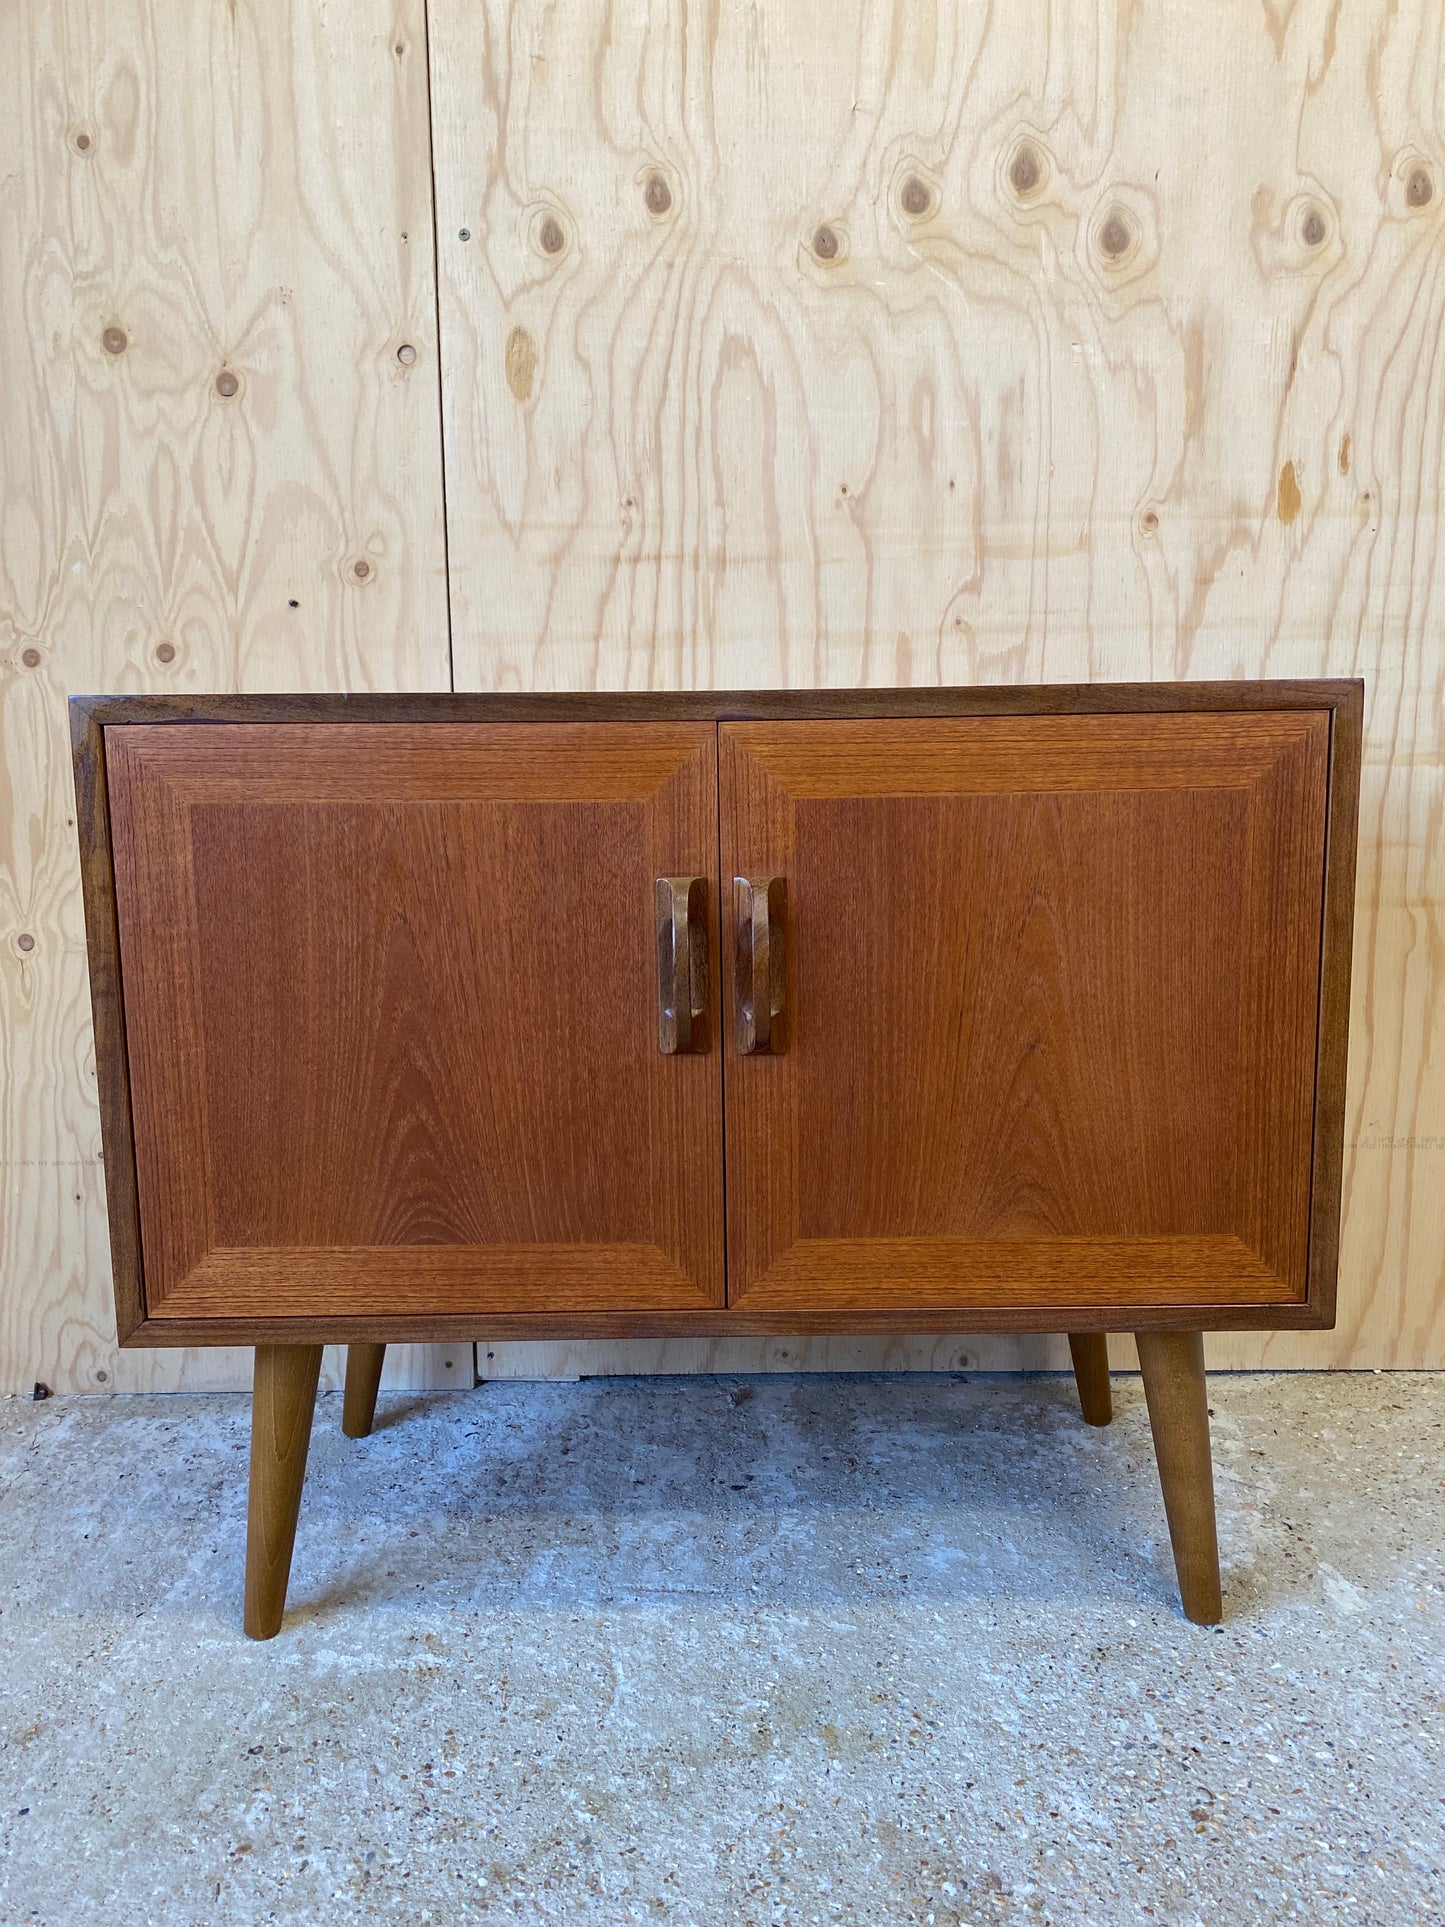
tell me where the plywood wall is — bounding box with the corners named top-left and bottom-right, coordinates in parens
top-left (430, 0), bottom-right (1445, 1372)
top-left (3, 0), bottom-right (1440, 1391)
top-left (0, 0), bottom-right (460, 1393)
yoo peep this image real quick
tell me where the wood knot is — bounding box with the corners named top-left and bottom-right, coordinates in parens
top-left (1407, 165), bottom-right (1434, 208)
top-left (900, 174), bottom-right (932, 218)
top-left (538, 214), bottom-right (566, 256)
top-left (1008, 142), bottom-right (1043, 198)
top-left (1097, 208), bottom-right (1134, 260)
top-left (1277, 460), bottom-right (1301, 525)
top-left (505, 326), bottom-right (537, 401)
top-left (351, 557), bottom-right (373, 582)
top-left (72, 129), bottom-right (93, 155)
top-left (812, 224), bottom-right (840, 261)
top-left (102, 324), bottom-right (128, 356)
top-left (1139, 507), bottom-right (1159, 536)
top-left (17, 932), bottom-right (35, 953)
top-left (155, 641), bottom-right (176, 663)
top-left (1300, 204), bottom-right (1327, 248)
top-left (644, 174), bottom-right (672, 216)
top-left (21, 647), bottom-right (42, 668)
top-left (215, 369), bottom-right (239, 398)
top-left (397, 342), bottom-right (417, 366)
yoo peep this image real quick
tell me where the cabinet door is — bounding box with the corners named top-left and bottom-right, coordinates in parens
top-left (107, 723), bottom-right (722, 1319)
top-left (721, 711), bottom-right (1331, 1314)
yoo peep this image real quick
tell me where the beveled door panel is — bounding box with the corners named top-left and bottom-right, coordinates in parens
top-left (720, 712), bottom-right (1332, 1312)
top-left (107, 723), bottom-right (722, 1318)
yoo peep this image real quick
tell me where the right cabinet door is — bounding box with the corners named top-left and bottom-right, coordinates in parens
top-left (720, 711), bottom-right (1331, 1316)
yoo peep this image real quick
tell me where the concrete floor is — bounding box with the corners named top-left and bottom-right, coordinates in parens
top-left (0, 1373), bottom-right (1441, 1926)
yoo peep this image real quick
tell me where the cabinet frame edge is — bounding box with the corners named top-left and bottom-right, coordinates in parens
top-left (70, 678), bottom-right (1363, 1349)
top-left (1304, 677), bottom-right (1363, 1330)
top-left (72, 697), bottom-right (147, 1343)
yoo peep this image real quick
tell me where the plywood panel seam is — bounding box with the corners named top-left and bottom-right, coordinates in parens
top-left (420, 0), bottom-right (458, 696)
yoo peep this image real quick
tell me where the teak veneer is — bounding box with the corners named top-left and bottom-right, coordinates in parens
top-left (72, 681), bottom-right (1362, 1635)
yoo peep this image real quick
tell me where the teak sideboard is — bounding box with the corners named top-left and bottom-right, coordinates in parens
top-left (71, 681), bottom-right (1362, 1637)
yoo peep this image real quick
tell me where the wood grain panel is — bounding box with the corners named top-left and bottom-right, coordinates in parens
top-left (474, 1334), bottom-right (1031, 1380)
top-left (105, 721), bottom-right (716, 805)
top-left (107, 722), bottom-right (723, 1318)
top-left (721, 713), bottom-right (1330, 1315)
top-left (715, 713), bottom-right (1323, 795)
top-left (734, 1237), bottom-right (1290, 1310)
top-left (431, 0), bottom-right (1444, 1368)
top-left (0, 1), bottom-right (450, 1390)
top-left (7, 0), bottom-right (1443, 1384)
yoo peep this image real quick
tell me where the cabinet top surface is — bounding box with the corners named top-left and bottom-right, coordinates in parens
top-left (71, 678), bottom-right (1364, 736)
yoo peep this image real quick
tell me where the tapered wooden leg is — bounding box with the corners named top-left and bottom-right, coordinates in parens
top-left (1067, 1332), bottom-right (1113, 1426)
top-left (342, 1343), bottom-right (387, 1439)
top-left (1135, 1331), bottom-right (1223, 1625)
top-left (245, 1344), bottom-right (323, 1640)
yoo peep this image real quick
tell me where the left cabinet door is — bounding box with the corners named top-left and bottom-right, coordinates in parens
top-left (105, 722), bottom-right (723, 1321)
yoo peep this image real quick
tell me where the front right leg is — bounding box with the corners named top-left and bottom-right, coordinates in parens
top-left (245, 1344), bottom-right (323, 1639)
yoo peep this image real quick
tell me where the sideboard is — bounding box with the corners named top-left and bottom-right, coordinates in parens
top-left (72, 680), bottom-right (1361, 1636)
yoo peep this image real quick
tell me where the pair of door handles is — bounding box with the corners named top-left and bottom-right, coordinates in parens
top-left (655, 876), bottom-right (785, 1057)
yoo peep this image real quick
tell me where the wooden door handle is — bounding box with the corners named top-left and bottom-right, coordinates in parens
top-left (655, 876), bottom-right (709, 1054)
top-left (734, 876), bottom-right (786, 1054)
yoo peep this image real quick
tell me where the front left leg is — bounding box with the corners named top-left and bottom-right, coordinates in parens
top-left (245, 1344), bottom-right (323, 1640)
